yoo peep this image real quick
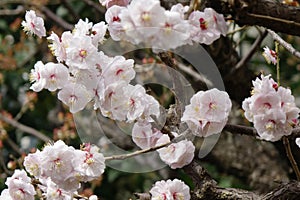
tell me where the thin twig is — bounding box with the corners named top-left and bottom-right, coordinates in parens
top-left (247, 13), bottom-right (300, 32)
top-left (283, 137), bottom-right (300, 181)
top-left (4, 137), bottom-right (23, 155)
top-left (82, 0), bottom-right (106, 13)
top-left (0, 5), bottom-right (24, 15)
top-left (0, 113), bottom-right (51, 142)
top-left (104, 141), bottom-right (172, 161)
top-left (40, 6), bottom-right (73, 30)
top-left (60, 0), bottom-right (80, 22)
top-left (176, 62), bottom-right (213, 88)
top-left (228, 30), bottom-right (268, 75)
top-left (226, 26), bottom-right (247, 35)
top-left (267, 29), bottom-right (300, 59)
top-left (14, 104), bottom-right (29, 121)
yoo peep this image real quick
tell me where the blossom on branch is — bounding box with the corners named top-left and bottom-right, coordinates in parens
top-left (105, 0), bottom-right (228, 50)
top-left (4, 169), bottom-right (36, 200)
top-left (262, 46), bottom-right (277, 65)
top-left (157, 139), bottom-right (195, 169)
top-left (188, 8), bottom-right (227, 45)
top-left (242, 74), bottom-right (299, 141)
top-left (150, 179), bottom-right (190, 200)
top-left (132, 121), bottom-right (163, 149)
top-left (181, 88), bottom-right (232, 137)
top-left (22, 10), bottom-right (46, 38)
top-left (22, 140), bottom-right (106, 196)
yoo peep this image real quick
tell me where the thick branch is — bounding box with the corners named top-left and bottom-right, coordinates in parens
top-left (204, 0), bottom-right (300, 36)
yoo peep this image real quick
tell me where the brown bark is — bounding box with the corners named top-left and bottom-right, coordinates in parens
top-left (204, 0), bottom-right (300, 36)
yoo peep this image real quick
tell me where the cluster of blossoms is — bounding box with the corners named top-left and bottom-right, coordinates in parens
top-left (20, 1), bottom-right (231, 199)
top-left (0, 140), bottom-right (104, 199)
top-left (150, 179), bottom-right (190, 200)
top-left (26, 14), bottom-right (160, 123)
top-left (242, 74), bottom-right (299, 141)
top-left (181, 88), bottom-right (232, 137)
top-left (131, 88), bottom-right (232, 169)
top-left (105, 0), bottom-right (227, 50)
top-left (22, 1), bottom-right (229, 171)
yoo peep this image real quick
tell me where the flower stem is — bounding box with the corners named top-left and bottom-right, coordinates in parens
top-left (282, 136), bottom-right (300, 180)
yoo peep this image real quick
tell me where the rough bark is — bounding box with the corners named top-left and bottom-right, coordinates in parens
top-left (204, 0), bottom-right (300, 36)
top-left (205, 133), bottom-right (290, 194)
top-left (136, 160), bottom-right (300, 199)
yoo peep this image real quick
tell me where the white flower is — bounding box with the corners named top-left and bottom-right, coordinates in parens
top-left (41, 178), bottom-right (72, 200)
top-left (205, 8), bottom-right (227, 36)
top-left (48, 31), bottom-right (72, 62)
top-left (29, 61), bottom-right (46, 92)
top-left (262, 46), bottom-right (277, 65)
top-left (58, 82), bottom-right (92, 113)
top-left (22, 10), bottom-right (46, 38)
top-left (73, 18), bottom-right (93, 37)
top-left (139, 93), bottom-right (160, 123)
top-left (181, 88), bottom-right (232, 137)
top-left (170, 3), bottom-right (189, 19)
top-left (91, 22), bottom-right (107, 46)
top-left (188, 8), bottom-right (227, 45)
top-left (40, 141), bottom-right (76, 186)
top-left (151, 10), bottom-right (190, 50)
top-left (105, 5), bottom-right (127, 41)
top-left (132, 121), bottom-right (163, 149)
top-left (24, 150), bottom-right (42, 178)
top-left (253, 109), bottom-right (289, 142)
top-left (157, 140), bottom-right (195, 169)
top-left (0, 189), bottom-right (12, 200)
top-left (41, 62), bottom-right (69, 92)
top-left (66, 35), bottom-right (100, 70)
top-left (126, 0), bottom-right (166, 38)
top-left (101, 55), bottom-right (135, 86)
top-left (5, 169), bottom-right (36, 200)
top-left (150, 179), bottom-right (190, 200)
top-left (73, 144), bottom-right (106, 182)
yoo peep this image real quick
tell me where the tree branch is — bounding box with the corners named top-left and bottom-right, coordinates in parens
top-left (267, 29), bottom-right (300, 59)
top-left (228, 30), bottom-right (268, 75)
top-left (0, 113), bottom-right (51, 142)
top-left (104, 141), bottom-right (172, 161)
top-left (40, 6), bottom-right (73, 30)
top-left (204, 0), bottom-right (300, 36)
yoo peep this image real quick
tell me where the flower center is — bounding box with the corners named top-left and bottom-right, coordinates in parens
top-left (199, 18), bottom-right (207, 30)
top-left (265, 120), bottom-right (275, 130)
top-left (141, 12), bottom-right (151, 21)
top-left (113, 16), bottom-right (120, 22)
top-left (209, 102), bottom-right (217, 110)
top-left (79, 49), bottom-right (87, 58)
